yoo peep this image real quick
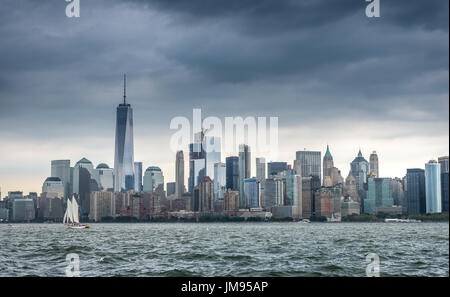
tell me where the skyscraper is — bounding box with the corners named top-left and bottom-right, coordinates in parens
top-left (143, 166), bottom-right (164, 193)
top-left (425, 160), bottom-right (442, 214)
top-left (267, 162), bottom-right (287, 178)
top-left (226, 156), bottom-right (239, 191)
top-left (295, 150), bottom-right (321, 180)
top-left (51, 160), bottom-right (71, 198)
top-left (204, 136), bottom-right (221, 180)
top-left (213, 163), bottom-right (226, 201)
top-left (238, 144), bottom-right (251, 208)
top-left (243, 178), bottom-right (260, 209)
top-left (114, 74), bottom-right (135, 192)
top-left (364, 177), bottom-right (394, 214)
top-left (95, 163), bottom-right (114, 191)
top-left (322, 145), bottom-right (334, 183)
top-left (256, 158), bottom-right (266, 206)
top-left (134, 162), bottom-right (143, 192)
top-left (175, 150), bottom-right (185, 198)
top-left (199, 176), bottom-right (214, 213)
top-left (406, 168), bottom-right (426, 214)
top-left (438, 156), bottom-right (449, 174)
top-left (350, 150), bottom-right (369, 200)
top-left (369, 151), bottom-right (379, 178)
top-left (189, 136), bottom-right (206, 193)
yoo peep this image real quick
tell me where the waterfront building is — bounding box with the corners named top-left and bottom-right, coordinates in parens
top-left (166, 182), bottom-right (176, 197)
top-left (224, 189), bottom-right (239, 211)
top-left (42, 177), bottom-right (64, 198)
top-left (204, 136), bottom-right (221, 180)
top-left (314, 186), bottom-right (343, 220)
top-left (12, 198), bottom-right (35, 221)
top-left (341, 198), bottom-right (360, 217)
top-left (213, 163), bottom-right (226, 201)
top-left (438, 156), bottom-right (449, 174)
top-left (95, 163), bottom-right (114, 191)
top-left (256, 158), bottom-right (266, 206)
top-left (188, 132), bottom-right (206, 193)
top-left (441, 172), bottom-right (449, 212)
top-left (199, 176), bottom-right (214, 213)
top-left (175, 150), bottom-right (185, 198)
top-left (134, 162), bottom-right (143, 192)
top-left (301, 177), bottom-right (312, 218)
top-left (238, 144), bottom-right (251, 208)
top-left (89, 191), bottom-right (115, 222)
top-left (369, 151), bottom-right (379, 177)
top-left (72, 157), bottom-right (94, 195)
top-left (390, 178), bottom-right (405, 210)
top-left (143, 166), bottom-right (164, 193)
top-left (243, 178), bottom-right (260, 209)
top-left (364, 178), bottom-right (394, 214)
top-left (51, 160), bottom-right (71, 198)
top-left (114, 75), bottom-right (135, 192)
top-left (226, 156), bottom-right (239, 191)
top-left (264, 178), bottom-right (284, 211)
top-left (350, 150), bottom-right (369, 200)
top-left (322, 145), bottom-right (334, 184)
top-left (295, 150), bottom-right (321, 181)
top-left (37, 193), bottom-right (64, 221)
top-left (267, 162), bottom-right (287, 178)
top-left (425, 160), bottom-right (442, 214)
top-left (406, 168), bottom-right (426, 214)
top-left (192, 186), bottom-right (200, 212)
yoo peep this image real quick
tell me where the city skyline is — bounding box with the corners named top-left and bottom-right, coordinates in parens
top-left (0, 0), bottom-right (448, 194)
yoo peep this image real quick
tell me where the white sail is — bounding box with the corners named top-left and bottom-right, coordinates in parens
top-left (72, 197), bottom-right (80, 224)
top-left (64, 199), bottom-right (74, 224)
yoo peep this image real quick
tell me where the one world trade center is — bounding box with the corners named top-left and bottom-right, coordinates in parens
top-left (114, 74), bottom-right (135, 192)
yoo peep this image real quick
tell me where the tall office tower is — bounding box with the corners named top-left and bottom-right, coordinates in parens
top-left (285, 169), bottom-right (302, 214)
top-left (301, 177), bottom-right (312, 218)
top-left (364, 177), bottom-right (394, 214)
top-left (369, 151), bottom-right (379, 177)
top-left (264, 178), bottom-right (284, 210)
top-left (166, 182), bottom-right (176, 197)
top-left (204, 136), bottom-right (221, 180)
top-left (256, 158), bottom-right (266, 205)
top-left (72, 158), bottom-right (94, 195)
top-left (390, 178), bottom-right (405, 207)
top-left (191, 186), bottom-right (200, 212)
top-left (441, 172), bottom-right (449, 212)
top-left (344, 171), bottom-right (360, 203)
top-left (95, 163), bottom-right (114, 191)
top-left (267, 162), bottom-right (287, 178)
top-left (51, 160), bottom-right (71, 198)
top-left (438, 156), bottom-right (449, 174)
top-left (224, 189), bottom-right (239, 211)
top-left (175, 150), bottom-right (185, 198)
top-left (438, 156), bottom-right (449, 212)
top-left (314, 186), bottom-right (343, 219)
top-left (226, 156), bottom-right (239, 191)
top-left (89, 191), bottom-right (115, 222)
top-left (293, 159), bottom-right (302, 176)
top-left (134, 162), bottom-right (143, 192)
top-left (322, 145), bottom-right (334, 183)
top-left (425, 160), bottom-right (442, 214)
top-left (114, 74), bottom-right (135, 192)
top-left (406, 169), bottom-right (426, 214)
top-left (238, 144), bottom-right (251, 208)
top-left (350, 149), bottom-right (369, 199)
top-left (243, 178), bottom-right (260, 209)
top-left (189, 139), bottom-right (206, 193)
top-left (295, 150), bottom-right (321, 181)
top-left (213, 163), bottom-right (226, 201)
top-left (41, 177), bottom-right (64, 198)
top-left (199, 176), bottom-right (214, 212)
top-left (143, 166), bottom-right (164, 193)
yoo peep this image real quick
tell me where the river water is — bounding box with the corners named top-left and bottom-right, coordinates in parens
top-left (0, 222), bottom-right (448, 277)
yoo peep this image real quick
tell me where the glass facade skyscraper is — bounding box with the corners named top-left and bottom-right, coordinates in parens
top-left (267, 162), bottom-right (287, 178)
top-left (114, 75), bottom-right (135, 192)
top-left (226, 156), bottom-right (239, 191)
top-left (425, 160), bottom-right (442, 214)
top-left (244, 178), bottom-right (259, 208)
top-left (364, 177), bottom-right (394, 214)
top-left (295, 151), bottom-right (321, 180)
top-left (406, 168), bottom-right (426, 214)
top-left (239, 144), bottom-right (251, 208)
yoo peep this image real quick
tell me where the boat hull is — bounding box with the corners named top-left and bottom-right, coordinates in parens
top-left (67, 224), bottom-right (90, 229)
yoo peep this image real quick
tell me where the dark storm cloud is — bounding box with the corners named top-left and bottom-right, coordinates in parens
top-left (0, 0), bottom-right (448, 137)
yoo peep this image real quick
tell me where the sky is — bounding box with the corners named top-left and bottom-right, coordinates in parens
top-left (0, 0), bottom-right (448, 196)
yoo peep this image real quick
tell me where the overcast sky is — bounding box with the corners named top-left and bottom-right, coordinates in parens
top-left (0, 0), bottom-right (448, 195)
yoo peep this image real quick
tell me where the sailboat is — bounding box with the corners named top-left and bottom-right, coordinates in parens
top-left (63, 196), bottom-right (89, 229)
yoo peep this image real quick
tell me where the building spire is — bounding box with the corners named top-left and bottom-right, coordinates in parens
top-left (123, 74), bottom-right (127, 104)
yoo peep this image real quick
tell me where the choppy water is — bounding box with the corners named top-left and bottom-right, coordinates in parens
top-left (0, 222), bottom-right (448, 277)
